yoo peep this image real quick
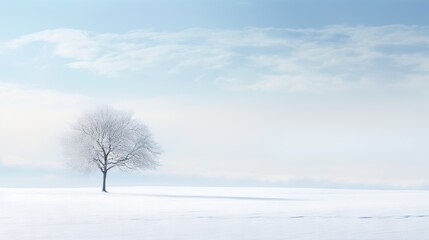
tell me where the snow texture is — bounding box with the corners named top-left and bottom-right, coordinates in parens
top-left (1, 187), bottom-right (429, 240)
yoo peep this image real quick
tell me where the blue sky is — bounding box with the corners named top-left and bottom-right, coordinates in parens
top-left (1, 0), bottom-right (429, 189)
top-left (1, 0), bottom-right (429, 34)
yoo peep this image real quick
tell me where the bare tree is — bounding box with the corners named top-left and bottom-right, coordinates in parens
top-left (64, 107), bottom-right (161, 192)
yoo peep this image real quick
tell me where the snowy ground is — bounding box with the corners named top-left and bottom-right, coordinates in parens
top-left (1, 187), bottom-right (429, 240)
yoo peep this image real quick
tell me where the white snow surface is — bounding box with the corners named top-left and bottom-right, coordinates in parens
top-left (1, 187), bottom-right (429, 240)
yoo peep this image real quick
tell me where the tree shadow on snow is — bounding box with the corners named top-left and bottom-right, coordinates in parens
top-left (114, 193), bottom-right (306, 201)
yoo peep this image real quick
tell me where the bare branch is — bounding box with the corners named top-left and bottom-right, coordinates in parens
top-left (63, 106), bottom-right (162, 191)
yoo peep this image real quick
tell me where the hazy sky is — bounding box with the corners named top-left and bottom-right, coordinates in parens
top-left (1, 0), bottom-right (429, 189)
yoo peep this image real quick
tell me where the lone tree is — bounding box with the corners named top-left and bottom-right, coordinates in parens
top-left (64, 107), bottom-right (161, 192)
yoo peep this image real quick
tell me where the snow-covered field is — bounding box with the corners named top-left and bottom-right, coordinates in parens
top-left (1, 187), bottom-right (429, 240)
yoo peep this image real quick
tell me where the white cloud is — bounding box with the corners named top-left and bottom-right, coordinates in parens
top-left (10, 29), bottom-right (100, 60)
top-left (7, 25), bottom-right (429, 92)
top-left (247, 74), bottom-right (345, 92)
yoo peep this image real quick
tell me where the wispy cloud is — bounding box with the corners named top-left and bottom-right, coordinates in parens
top-left (7, 25), bottom-right (429, 92)
top-left (9, 29), bottom-right (100, 60)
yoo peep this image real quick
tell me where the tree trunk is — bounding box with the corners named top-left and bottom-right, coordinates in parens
top-left (102, 171), bottom-right (108, 192)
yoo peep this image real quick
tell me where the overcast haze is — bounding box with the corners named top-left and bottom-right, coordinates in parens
top-left (1, 0), bottom-right (429, 189)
